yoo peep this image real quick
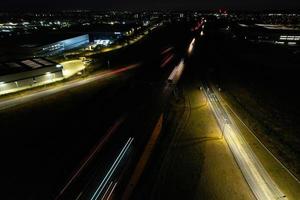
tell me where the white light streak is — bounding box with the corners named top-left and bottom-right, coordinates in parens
top-left (203, 85), bottom-right (286, 200)
top-left (90, 137), bottom-right (134, 200)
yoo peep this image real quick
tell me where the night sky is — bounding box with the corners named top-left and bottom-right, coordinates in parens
top-left (2, 0), bottom-right (300, 10)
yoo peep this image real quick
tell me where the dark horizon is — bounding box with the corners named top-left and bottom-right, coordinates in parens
top-left (0, 8), bottom-right (300, 13)
top-left (2, 0), bottom-right (300, 11)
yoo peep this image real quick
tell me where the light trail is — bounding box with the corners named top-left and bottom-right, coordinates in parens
top-left (0, 63), bottom-right (140, 111)
top-left (160, 53), bottom-right (174, 68)
top-left (188, 38), bottom-right (196, 55)
top-left (105, 182), bottom-right (118, 200)
top-left (202, 84), bottom-right (287, 200)
top-left (90, 137), bottom-right (134, 200)
top-left (55, 117), bottom-right (125, 200)
top-left (167, 59), bottom-right (185, 83)
top-left (101, 182), bottom-right (114, 200)
top-left (160, 47), bottom-right (174, 55)
top-left (192, 20), bottom-right (204, 31)
top-left (100, 181), bottom-right (118, 200)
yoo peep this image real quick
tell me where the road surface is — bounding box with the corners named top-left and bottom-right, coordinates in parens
top-left (203, 83), bottom-right (286, 200)
top-left (215, 86), bottom-right (300, 200)
top-left (131, 63), bottom-right (254, 200)
top-left (0, 64), bottom-right (139, 111)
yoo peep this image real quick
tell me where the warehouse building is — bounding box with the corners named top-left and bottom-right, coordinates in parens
top-left (34, 34), bottom-right (90, 57)
top-left (234, 23), bottom-right (300, 46)
top-left (0, 58), bottom-right (63, 94)
top-left (0, 33), bottom-right (90, 60)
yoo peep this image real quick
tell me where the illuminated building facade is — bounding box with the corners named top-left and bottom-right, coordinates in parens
top-left (0, 58), bottom-right (63, 94)
top-left (34, 34), bottom-right (89, 56)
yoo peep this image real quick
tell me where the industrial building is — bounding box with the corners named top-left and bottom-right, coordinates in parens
top-left (34, 34), bottom-right (90, 56)
top-left (233, 23), bottom-right (300, 46)
top-left (0, 58), bottom-right (63, 94)
top-left (0, 33), bottom-right (90, 60)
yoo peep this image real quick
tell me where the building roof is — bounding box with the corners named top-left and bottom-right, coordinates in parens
top-left (0, 57), bottom-right (57, 76)
top-left (235, 23), bottom-right (300, 36)
top-left (0, 32), bottom-right (87, 48)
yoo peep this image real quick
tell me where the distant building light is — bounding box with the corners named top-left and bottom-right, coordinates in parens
top-left (288, 42), bottom-right (297, 46)
top-left (275, 41), bottom-right (285, 45)
top-left (0, 30), bottom-right (12, 33)
top-left (239, 24), bottom-right (248, 27)
top-left (95, 39), bottom-right (111, 46)
top-left (280, 35), bottom-right (300, 41)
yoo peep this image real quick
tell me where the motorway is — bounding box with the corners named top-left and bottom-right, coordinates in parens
top-left (2, 18), bottom-right (299, 200)
top-left (63, 46), bottom-right (187, 200)
top-left (130, 18), bottom-right (300, 200)
top-left (203, 83), bottom-right (286, 200)
top-left (218, 87), bottom-right (300, 200)
top-left (0, 21), bottom-right (191, 200)
top-left (131, 50), bottom-right (255, 200)
top-left (0, 64), bottom-right (140, 112)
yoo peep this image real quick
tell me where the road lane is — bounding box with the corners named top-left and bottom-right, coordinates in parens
top-left (218, 90), bottom-right (300, 200)
top-left (132, 72), bottom-right (253, 200)
top-left (203, 83), bottom-right (286, 200)
top-left (1, 22), bottom-right (194, 200)
top-left (122, 114), bottom-right (164, 200)
top-left (0, 63), bottom-right (140, 111)
top-left (55, 116), bottom-right (126, 200)
top-left (90, 137), bottom-right (134, 200)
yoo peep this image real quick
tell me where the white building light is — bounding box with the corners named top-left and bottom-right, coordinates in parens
top-left (95, 39), bottom-right (111, 46)
top-left (288, 42), bottom-right (297, 45)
